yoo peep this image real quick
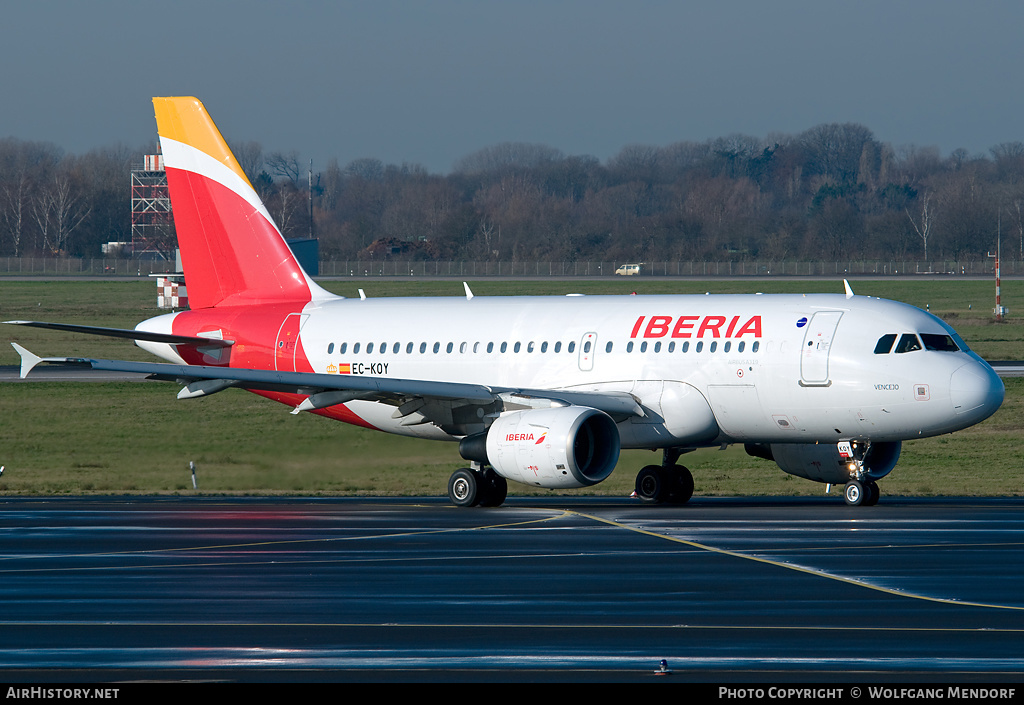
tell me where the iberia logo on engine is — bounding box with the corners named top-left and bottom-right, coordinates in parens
top-left (507, 432), bottom-right (548, 444)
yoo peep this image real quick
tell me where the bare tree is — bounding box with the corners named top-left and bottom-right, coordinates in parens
top-left (230, 140), bottom-right (264, 184)
top-left (799, 123), bottom-right (877, 183)
top-left (453, 143), bottom-right (563, 175)
top-left (344, 157), bottom-right (385, 182)
top-left (0, 173), bottom-right (29, 255)
top-left (266, 150), bottom-right (301, 185)
top-left (905, 191), bottom-right (934, 260)
top-left (32, 172), bottom-right (90, 254)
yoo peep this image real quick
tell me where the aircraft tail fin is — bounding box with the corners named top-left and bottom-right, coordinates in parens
top-left (152, 97), bottom-right (331, 309)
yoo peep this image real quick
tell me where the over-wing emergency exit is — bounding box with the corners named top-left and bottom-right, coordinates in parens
top-left (7, 98), bottom-right (1005, 507)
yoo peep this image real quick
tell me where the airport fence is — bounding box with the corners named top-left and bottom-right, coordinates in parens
top-left (0, 257), bottom-right (1020, 278)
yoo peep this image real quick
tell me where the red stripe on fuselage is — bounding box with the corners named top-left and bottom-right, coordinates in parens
top-left (170, 304), bottom-right (305, 368)
top-left (169, 306), bottom-right (368, 426)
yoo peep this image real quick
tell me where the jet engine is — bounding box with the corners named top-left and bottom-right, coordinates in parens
top-left (746, 441), bottom-right (902, 484)
top-left (460, 406), bottom-right (620, 489)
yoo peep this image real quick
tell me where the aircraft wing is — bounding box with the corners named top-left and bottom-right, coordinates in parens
top-left (11, 345), bottom-right (643, 422)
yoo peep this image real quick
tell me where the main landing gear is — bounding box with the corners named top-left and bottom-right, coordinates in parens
top-left (633, 449), bottom-right (695, 504)
top-left (448, 464), bottom-right (508, 508)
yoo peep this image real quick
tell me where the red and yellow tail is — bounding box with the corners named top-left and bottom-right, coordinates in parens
top-left (153, 97), bottom-right (328, 309)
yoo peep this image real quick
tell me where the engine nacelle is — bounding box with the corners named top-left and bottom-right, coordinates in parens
top-left (747, 441), bottom-right (902, 484)
top-left (460, 407), bottom-right (620, 489)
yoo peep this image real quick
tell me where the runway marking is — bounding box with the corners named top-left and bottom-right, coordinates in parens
top-left (568, 509), bottom-right (1024, 612)
top-left (2, 620), bottom-right (1024, 641)
top-left (0, 509), bottom-right (575, 569)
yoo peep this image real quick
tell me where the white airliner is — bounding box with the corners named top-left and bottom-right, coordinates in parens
top-left (8, 97), bottom-right (1005, 507)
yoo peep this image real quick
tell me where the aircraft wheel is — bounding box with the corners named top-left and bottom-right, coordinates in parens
top-left (862, 481), bottom-right (880, 506)
top-left (448, 468), bottom-right (480, 507)
top-left (635, 465), bottom-right (667, 504)
top-left (665, 465), bottom-right (694, 504)
top-left (844, 480), bottom-right (865, 506)
top-left (478, 473), bottom-right (508, 508)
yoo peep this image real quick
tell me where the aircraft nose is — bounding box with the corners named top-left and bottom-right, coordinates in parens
top-left (950, 361), bottom-right (1004, 422)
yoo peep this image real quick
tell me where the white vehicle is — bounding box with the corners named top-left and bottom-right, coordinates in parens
top-left (9, 98), bottom-right (1005, 507)
top-left (615, 263), bottom-right (643, 275)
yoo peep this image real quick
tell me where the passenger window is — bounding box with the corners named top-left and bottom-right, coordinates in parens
top-left (500, 342), bottom-right (507, 353)
top-left (737, 341), bottom-right (744, 353)
top-left (921, 334), bottom-right (959, 352)
top-left (626, 341), bottom-right (634, 353)
top-left (653, 342), bottom-right (661, 353)
top-left (327, 343), bottom-right (334, 354)
top-left (406, 342), bottom-right (413, 354)
top-left (367, 343), bottom-right (374, 354)
top-left (487, 342), bottom-right (494, 353)
top-left (460, 342), bottom-right (467, 353)
top-left (605, 341), bottom-right (613, 353)
top-left (433, 342), bottom-right (440, 353)
top-left (514, 342), bottom-right (521, 353)
top-left (473, 342), bottom-right (479, 353)
top-left (541, 342), bottom-right (548, 353)
top-left (895, 334), bottom-right (922, 354)
top-left (668, 342), bottom-right (675, 353)
top-left (710, 342), bottom-right (717, 353)
top-left (583, 341), bottom-right (591, 353)
top-left (752, 341), bottom-right (759, 353)
top-left (527, 342), bottom-right (535, 353)
top-left (724, 341), bottom-right (731, 353)
top-left (554, 342), bottom-right (562, 353)
top-left (682, 342), bottom-right (689, 353)
top-left (568, 342), bottom-right (576, 353)
top-left (696, 342), bottom-right (703, 353)
top-left (353, 343), bottom-right (361, 354)
top-left (393, 342), bottom-right (400, 354)
top-left (419, 342), bottom-right (427, 354)
top-left (446, 342), bottom-right (454, 353)
top-left (874, 334), bottom-right (897, 354)
top-left (340, 342), bottom-right (347, 354)
top-left (640, 342), bottom-right (648, 352)
top-left (380, 342), bottom-right (386, 353)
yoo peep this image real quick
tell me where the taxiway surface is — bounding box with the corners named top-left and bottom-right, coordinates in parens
top-left (0, 496), bottom-right (1022, 682)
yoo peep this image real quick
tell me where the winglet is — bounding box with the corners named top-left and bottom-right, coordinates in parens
top-left (464, 282), bottom-right (474, 300)
top-left (11, 343), bottom-right (43, 379)
top-left (844, 279), bottom-right (854, 299)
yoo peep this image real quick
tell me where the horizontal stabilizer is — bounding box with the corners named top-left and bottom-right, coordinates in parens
top-left (5, 320), bottom-right (234, 347)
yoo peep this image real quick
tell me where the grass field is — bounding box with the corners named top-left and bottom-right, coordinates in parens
top-left (1, 277), bottom-right (1021, 497)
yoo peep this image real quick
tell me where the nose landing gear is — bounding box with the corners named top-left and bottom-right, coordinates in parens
top-left (840, 441), bottom-right (880, 506)
top-left (843, 478), bottom-right (879, 506)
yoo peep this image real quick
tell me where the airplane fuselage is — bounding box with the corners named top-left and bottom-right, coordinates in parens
top-left (137, 291), bottom-right (1003, 453)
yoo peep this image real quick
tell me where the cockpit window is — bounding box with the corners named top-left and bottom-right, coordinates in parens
top-left (894, 334), bottom-right (922, 353)
top-left (874, 334), bottom-right (896, 354)
top-left (921, 334), bottom-right (959, 352)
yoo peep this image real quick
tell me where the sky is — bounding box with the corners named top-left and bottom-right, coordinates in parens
top-left (2, 1), bottom-right (1023, 174)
